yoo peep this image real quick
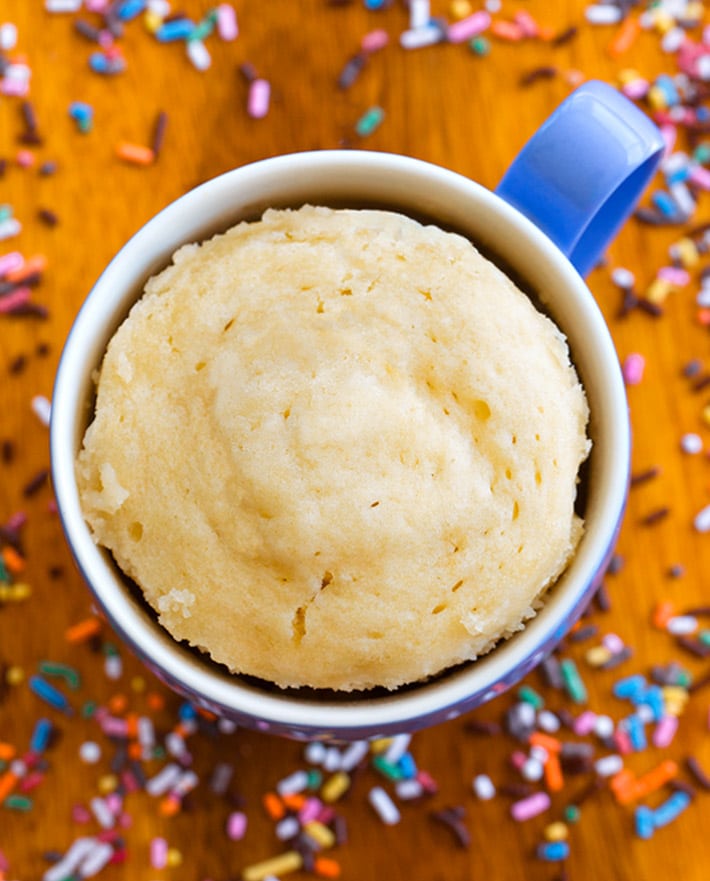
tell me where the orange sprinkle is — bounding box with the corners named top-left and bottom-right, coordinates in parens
top-left (125, 712), bottom-right (139, 740)
top-left (652, 600), bottom-right (675, 629)
top-left (697, 308), bottom-right (710, 326)
top-left (116, 142), bottom-right (154, 166)
top-left (196, 707), bottom-right (219, 722)
top-left (490, 19), bottom-right (524, 40)
top-left (2, 546), bottom-right (25, 574)
top-left (281, 792), bottom-right (307, 811)
top-left (159, 794), bottom-right (181, 817)
top-left (528, 731), bottom-right (562, 754)
top-left (537, 24), bottom-right (556, 40)
top-left (108, 693), bottom-right (128, 715)
top-left (147, 692), bottom-right (166, 711)
top-left (0, 743), bottom-right (16, 762)
top-left (607, 15), bottom-right (640, 57)
top-left (0, 770), bottom-right (19, 803)
top-left (5, 254), bottom-right (48, 284)
top-left (544, 753), bottom-right (564, 793)
top-left (65, 617), bottom-right (102, 643)
top-left (128, 742), bottom-right (143, 761)
top-left (610, 768), bottom-right (635, 794)
top-left (633, 760), bottom-right (678, 799)
top-left (262, 791), bottom-right (286, 820)
top-left (313, 857), bottom-right (342, 879)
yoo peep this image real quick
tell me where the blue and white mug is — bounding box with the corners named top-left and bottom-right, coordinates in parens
top-left (51, 81), bottom-right (663, 740)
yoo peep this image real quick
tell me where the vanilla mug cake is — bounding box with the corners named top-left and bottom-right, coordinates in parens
top-left (76, 205), bottom-right (590, 693)
top-left (52, 81), bottom-right (661, 737)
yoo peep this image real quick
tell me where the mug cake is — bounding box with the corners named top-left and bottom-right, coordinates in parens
top-left (76, 205), bottom-right (590, 692)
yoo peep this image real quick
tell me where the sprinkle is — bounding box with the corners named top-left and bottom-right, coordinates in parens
top-left (537, 840), bottom-right (569, 861)
top-left (242, 851), bottom-right (303, 881)
top-left (28, 675), bottom-right (71, 713)
top-left (355, 106), bottom-right (384, 137)
top-left (367, 786), bottom-right (400, 824)
top-left (65, 617), bottom-right (101, 643)
top-left (400, 23), bottom-right (444, 49)
top-left (640, 507), bottom-right (670, 526)
top-left (430, 806), bottom-right (470, 848)
top-left (685, 756), bottom-right (710, 790)
top-left (227, 811), bottom-right (248, 841)
top-left (361, 29), bottom-right (389, 53)
top-left (560, 658), bottom-right (587, 704)
top-left (338, 53), bottom-right (367, 89)
top-left (115, 142), bottom-right (154, 165)
top-left (216, 4), bottom-right (239, 41)
top-left (622, 353), bottom-right (645, 385)
top-left (446, 10), bottom-right (490, 43)
top-left (511, 791), bottom-right (551, 822)
top-left (79, 741), bottom-right (101, 764)
top-left (630, 466), bottom-right (660, 486)
top-left (247, 79), bottom-right (271, 119)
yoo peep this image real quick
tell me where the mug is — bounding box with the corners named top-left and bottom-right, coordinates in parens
top-left (50, 81), bottom-right (663, 740)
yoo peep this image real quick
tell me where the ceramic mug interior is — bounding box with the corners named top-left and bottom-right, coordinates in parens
top-left (50, 151), bottom-right (629, 740)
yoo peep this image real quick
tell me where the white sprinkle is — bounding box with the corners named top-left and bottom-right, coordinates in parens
top-left (537, 710), bottom-right (561, 733)
top-left (400, 24), bottom-right (443, 49)
top-left (45, 0), bottom-right (82, 11)
top-left (186, 39), bottom-right (211, 71)
top-left (670, 181), bottom-right (696, 216)
top-left (594, 754), bottom-right (624, 777)
top-left (693, 503), bottom-right (710, 532)
top-left (667, 615), bottom-right (698, 635)
top-left (146, 763), bottom-right (182, 797)
top-left (42, 838), bottom-right (97, 881)
top-left (472, 773), bottom-right (496, 800)
top-left (104, 652), bottom-right (122, 681)
top-left (395, 778), bottom-right (424, 800)
top-left (275, 815), bottom-right (301, 840)
top-left (696, 287), bottom-right (710, 308)
top-left (0, 22), bottom-right (18, 51)
top-left (77, 841), bottom-right (114, 878)
top-left (0, 218), bottom-right (22, 241)
top-left (484, 0), bottom-right (501, 11)
top-left (304, 740), bottom-right (327, 766)
top-left (323, 745), bottom-right (343, 772)
top-left (79, 741), bottom-right (101, 764)
top-left (585, 4), bottom-right (623, 25)
top-left (409, 0), bottom-right (430, 30)
top-left (635, 703), bottom-right (655, 724)
top-left (593, 714), bottom-right (615, 739)
top-left (217, 718), bottom-right (237, 734)
top-left (90, 796), bottom-right (115, 829)
top-left (368, 785), bottom-right (400, 825)
top-left (172, 769), bottom-right (199, 797)
top-left (680, 432), bottom-right (703, 454)
top-left (521, 757), bottom-right (544, 782)
top-left (31, 395), bottom-right (52, 426)
top-left (662, 26), bottom-right (685, 53)
top-left (383, 733), bottom-right (411, 765)
top-left (339, 740), bottom-right (369, 772)
top-left (165, 731), bottom-right (189, 760)
top-left (611, 267), bottom-right (635, 289)
top-left (276, 770), bottom-right (310, 796)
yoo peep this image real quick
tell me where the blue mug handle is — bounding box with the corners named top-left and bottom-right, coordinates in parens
top-left (496, 80), bottom-right (665, 278)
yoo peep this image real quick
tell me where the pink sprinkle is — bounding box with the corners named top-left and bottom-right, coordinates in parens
top-left (98, 30), bottom-right (114, 49)
top-left (614, 727), bottom-right (633, 755)
top-left (247, 78), bottom-right (270, 119)
top-left (602, 632), bottom-right (625, 654)
top-left (689, 164), bottom-right (710, 190)
top-left (1, 79), bottom-right (29, 97)
top-left (416, 770), bottom-right (438, 793)
top-left (361, 28), bottom-right (389, 53)
top-left (226, 811), bottom-right (247, 841)
top-left (0, 286), bottom-right (30, 313)
top-left (660, 124), bottom-right (677, 158)
top-left (150, 837), bottom-right (168, 870)
top-left (446, 10), bottom-right (490, 43)
top-left (217, 4), bottom-right (239, 41)
top-left (85, 0), bottom-right (110, 10)
top-left (514, 10), bottom-right (539, 36)
top-left (510, 791), bottom-right (551, 821)
top-left (621, 79), bottom-right (649, 100)
top-left (71, 804), bottom-right (92, 823)
top-left (658, 266), bottom-right (691, 286)
top-left (622, 353), bottom-right (645, 386)
top-left (298, 796), bottom-right (323, 824)
top-left (16, 149), bottom-right (35, 168)
top-left (510, 750), bottom-right (527, 771)
top-left (653, 715), bottom-right (678, 749)
top-left (573, 710), bottom-right (598, 736)
top-left (0, 251), bottom-right (24, 277)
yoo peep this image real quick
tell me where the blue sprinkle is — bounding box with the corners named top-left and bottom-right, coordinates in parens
top-left (612, 674), bottom-right (646, 701)
top-left (397, 752), bottom-right (417, 780)
top-left (29, 718), bottom-right (53, 753)
top-left (364, 0), bottom-right (387, 8)
top-left (537, 841), bottom-right (570, 862)
top-left (28, 676), bottom-right (71, 713)
top-left (156, 18), bottom-right (195, 42)
top-left (652, 190), bottom-right (680, 218)
top-left (653, 791), bottom-right (691, 828)
top-left (639, 685), bottom-right (664, 721)
top-left (623, 714), bottom-right (647, 751)
top-left (115, 0), bottom-right (146, 20)
top-left (635, 805), bottom-right (655, 839)
top-left (179, 702), bottom-right (198, 721)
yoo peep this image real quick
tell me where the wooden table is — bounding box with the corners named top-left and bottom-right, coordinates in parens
top-left (2, 1), bottom-right (710, 879)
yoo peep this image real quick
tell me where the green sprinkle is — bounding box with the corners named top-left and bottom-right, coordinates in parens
top-left (188, 17), bottom-right (215, 41)
top-left (0, 556), bottom-right (9, 583)
top-left (517, 685), bottom-right (544, 709)
top-left (103, 642), bottom-right (119, 657)
top-left (4, 794), bottom-right (33, 812)
top-left (693, 144), bottom-right (710, 165)
top-left (39, 661), bottom-right (81, 690)
top-left (560, 658), bottom-right (587, 704)
top-left (372, 754), bottom-right (404, 781)
top-left (0, 205), bottom-right (12, 223)
top-left (355, 106), bottom-right (385, 138)
top-left (564, 804), bottom-right (581, 823)
top-left (81, 701), bottom-right (97, 718)
top-left (307, 769), bottom-right (323, 790)
top-left (469, 36), bottom-right (490, 55)
top-left (699, 630), bottom-right (710, 646)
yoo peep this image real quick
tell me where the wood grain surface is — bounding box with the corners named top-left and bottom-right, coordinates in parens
top-left (2, 2), bottom-right (710, 880)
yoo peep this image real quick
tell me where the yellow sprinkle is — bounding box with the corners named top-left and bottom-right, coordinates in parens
top-left (701, 404), bottom-right (710, 426)
top-left (544, 821), bottom-right (569, 842)
top-left (584, 646), bottom-right (611, 668)
top-left (673, 237), bottom-right (699, 268)
top-left (303, 821), bottom-right (336, 849)
top-left (450, 0), bottom-right (472, 19)
top-left (166, 848), bottom-right (182, 868)
top-left (242, 850), bottom-right (303, 881)
top-left (143, 10), bottom-right (163, 32)
top-left (369, 738), bottom-right (392, 755)
top-left (0, 585), bottom-right (11, 601)
top-left (618, 69), bottom-right (642, 85)
top-left (130, 676), bottom-right (146, 693)
top-left (646, 278), bottom-right (671, 304)
top-left (320, 771), bottom-right (351, 804)
top-left (97, 774), bottom-right (119, 795)
top-left (647, 85), bottom-right (667, 111)
top-left (652, 10), bottom-right (675, 33)
top-left (10, 582), bottom-right (31, 601)
top-left (685, 2), bottom-right (703, 21)
top-left (5, 666), bottom-right (24, 686)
